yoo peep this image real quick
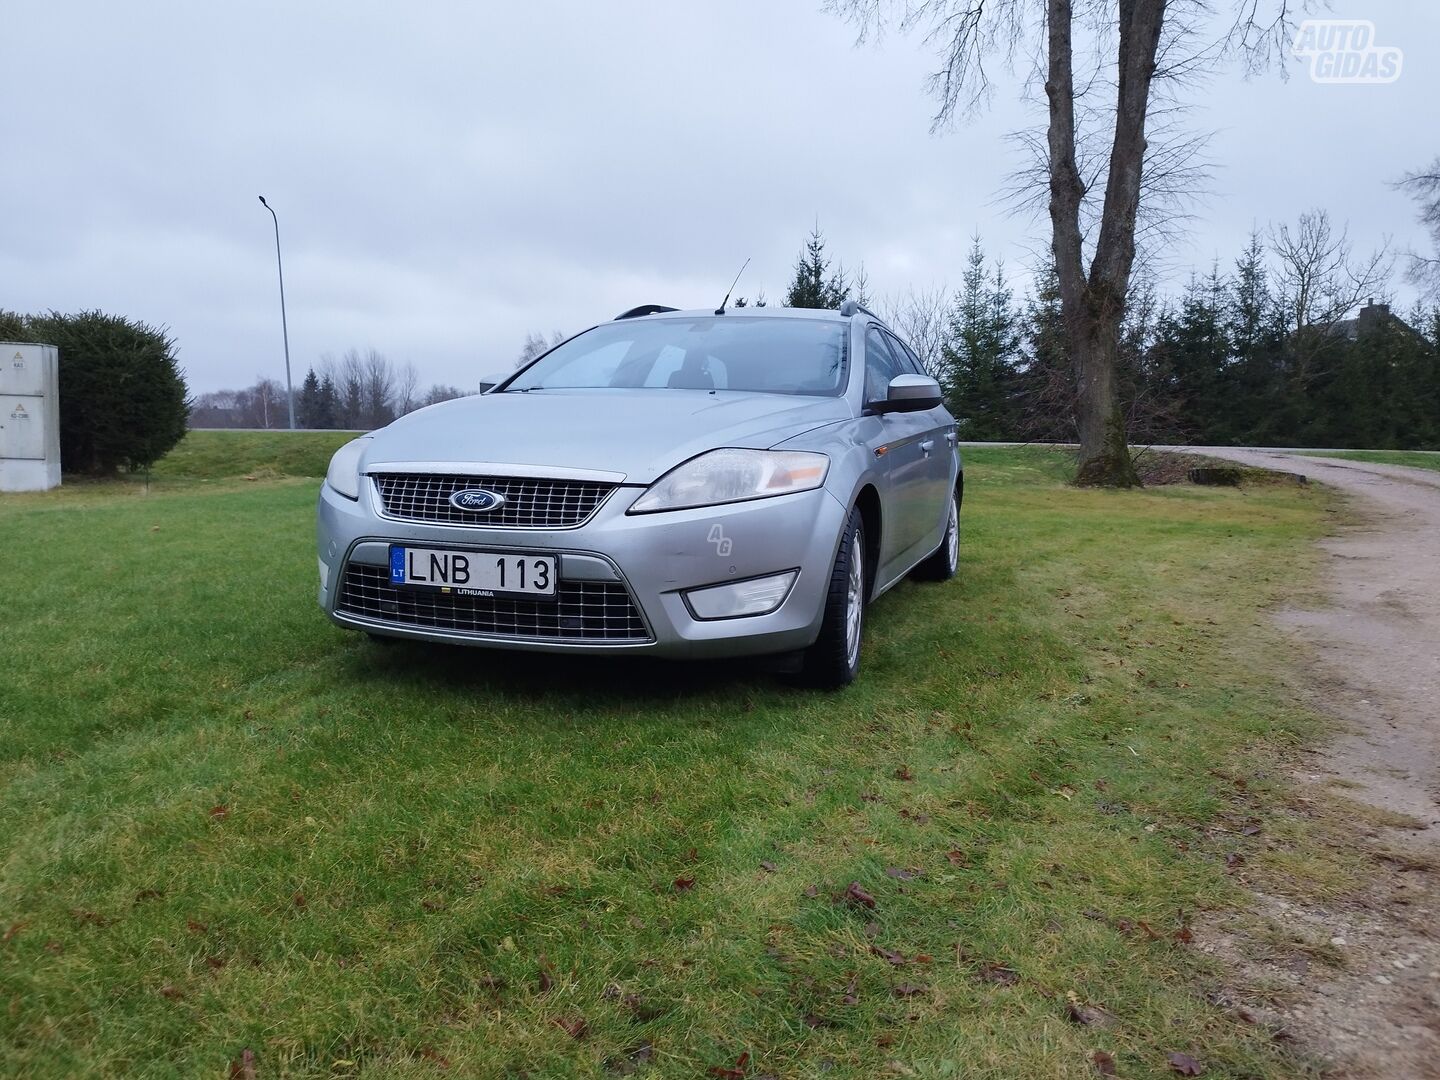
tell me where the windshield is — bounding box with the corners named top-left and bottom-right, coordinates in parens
top-left (504, 316), bottom-right (848, 397)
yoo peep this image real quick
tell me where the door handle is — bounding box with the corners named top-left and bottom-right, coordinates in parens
top-left (945, 432), bottom-right (956, 447)
top-left (920, 440), bottom-right (935, 455)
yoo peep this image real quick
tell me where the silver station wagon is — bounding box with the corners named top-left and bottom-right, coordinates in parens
top-left (316, 301), bottom-right (962, 686)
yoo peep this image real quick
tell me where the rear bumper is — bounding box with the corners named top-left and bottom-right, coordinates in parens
top-left (317, 478), bottom-right (848, 658)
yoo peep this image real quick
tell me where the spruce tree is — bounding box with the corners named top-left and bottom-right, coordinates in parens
top-left (941, 236), bottom-right (1021, 439)
top-left (785, 227), bottom-right (849, 309)
top-left (296, 368), bottom-right (323, 429)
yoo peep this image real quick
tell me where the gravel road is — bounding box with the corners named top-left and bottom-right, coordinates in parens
top-left (1191, 448), bottom-right (1440, 1077)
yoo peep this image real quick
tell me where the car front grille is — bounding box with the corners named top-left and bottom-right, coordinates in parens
top-left (371, 473), bottom-right (617, 528)
top-left (335, 564), bottom-right (651, 643)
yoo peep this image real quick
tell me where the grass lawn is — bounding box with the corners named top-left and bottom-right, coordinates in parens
top-left (1287, 448), bottom-right (1440, 473)
top-left (1, 433), bottom-right (1352, 1078)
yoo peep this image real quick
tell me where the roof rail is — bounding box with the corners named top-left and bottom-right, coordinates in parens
top-left (839, 299), bottom-right (888, 325)
top-left (614, 304), bottom-right (679, 320)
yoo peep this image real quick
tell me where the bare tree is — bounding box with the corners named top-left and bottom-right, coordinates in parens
top-left (394, 360), bottom-right (421, 416)
top-left (422, 384), bottom-right (466, 407)
top-left (360, 348), bottom-right (396, 428)
top-left (241, 376), bottom-right (285, 429)
top-left (1268, 209), bottom-right (1392, 332)
top-left (516, 331), bottom-right (566, 368)
top-left (1396, 157), bottom-right (1440, 301)
top-left (879, 284), bottom-right (951, 376)
top-left (827, 0), bottom-right (1297, 485)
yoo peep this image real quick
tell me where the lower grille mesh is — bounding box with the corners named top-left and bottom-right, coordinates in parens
top-left (336, 564), bottom-right (651, 642)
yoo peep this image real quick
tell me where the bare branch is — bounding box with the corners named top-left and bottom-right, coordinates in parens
top-left (1395, 156), bottom-right (1440, 301)
top-left (1268, 209), bottom-right (1393, 330)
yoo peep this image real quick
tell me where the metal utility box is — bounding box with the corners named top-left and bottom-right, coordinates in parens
top-left (0, 342), bottom-right (62, 492)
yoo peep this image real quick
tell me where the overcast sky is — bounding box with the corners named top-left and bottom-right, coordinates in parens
top-left (2, 1), bottom-right (1432, 395)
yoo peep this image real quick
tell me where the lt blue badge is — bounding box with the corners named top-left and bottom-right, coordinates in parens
top-left (389, 545), bottom-right (406, 584)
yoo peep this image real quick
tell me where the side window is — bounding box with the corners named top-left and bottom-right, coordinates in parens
top-left (886, 331), bottom-right (926, 377)
top-left (864, 327), bottom-right (899, 405)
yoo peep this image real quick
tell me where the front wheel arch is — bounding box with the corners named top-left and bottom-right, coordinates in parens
top-left (852, 484), bottom-right (882, 602)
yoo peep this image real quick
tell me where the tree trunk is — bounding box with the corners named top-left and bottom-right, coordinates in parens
top-left (1072, 309), bottom-right (1138, 486)
top-left (1047, 0), bottom-right (1165, 487)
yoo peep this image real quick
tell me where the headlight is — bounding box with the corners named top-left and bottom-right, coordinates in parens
top-left (325, 437), bottom-right (371, 500)
top-left (629, 448), bottom-right (829, 514)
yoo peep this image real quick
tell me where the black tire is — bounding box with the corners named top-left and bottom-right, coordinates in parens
top-left (912, 492), bottom-right (960, 582)
top-left (797, 508), bottom-right (867, 689)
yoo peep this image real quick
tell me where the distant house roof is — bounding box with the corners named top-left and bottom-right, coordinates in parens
top-left (1329, 300), bottom-right (1423, 342)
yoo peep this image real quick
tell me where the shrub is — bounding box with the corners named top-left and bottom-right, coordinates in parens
top-left (10, 310), bottom-right (190, 475)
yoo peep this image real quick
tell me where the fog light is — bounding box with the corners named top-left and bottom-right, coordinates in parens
top-left (684, 570), bottom-right (798, 620)
top-left (318, 557), bottom-right (329, 590)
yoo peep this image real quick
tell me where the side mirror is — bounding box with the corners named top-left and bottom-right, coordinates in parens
top-left (872, 373), bottom-right (942, 414)
top-left (476, 372), bottom-right (508, 394)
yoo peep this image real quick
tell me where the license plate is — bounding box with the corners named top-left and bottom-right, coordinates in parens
top-left (388, 546), bottom-right (557, 598)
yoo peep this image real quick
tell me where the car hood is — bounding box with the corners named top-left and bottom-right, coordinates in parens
top-left (360, 389), bottom-right (853, 484)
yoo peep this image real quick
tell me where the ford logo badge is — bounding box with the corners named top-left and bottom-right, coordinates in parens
top-left (449, 488), bottom-right (506, 513)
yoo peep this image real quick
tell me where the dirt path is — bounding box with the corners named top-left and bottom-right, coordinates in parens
top-left (1192, 448), bottom-right (1440, 1077)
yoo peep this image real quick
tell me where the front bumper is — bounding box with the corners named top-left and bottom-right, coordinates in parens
top-left (317, 477), bottom-right (848, 658)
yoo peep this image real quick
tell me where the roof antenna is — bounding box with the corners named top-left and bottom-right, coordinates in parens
top-left (715, 257), bottom-right (750, 315)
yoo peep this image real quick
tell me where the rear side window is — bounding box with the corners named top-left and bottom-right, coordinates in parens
top-left (886, 331), bottom-right (926, 377)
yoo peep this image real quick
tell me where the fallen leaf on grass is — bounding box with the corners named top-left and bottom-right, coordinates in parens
top-left (606, 1041), bottom-right (654, 1075)
top-left (418, 1046), bottom-right (451, 1068)
top-left (759, 861), bottom-right (777, 874)
top-left (553, 1016), bottom-right (589, 1039)
top-left (2, 922), bottom-right (26, 944)
top-left (708, 1051), bottom-right (750, 1078)
top-left (673, 876), bottom-right (696, 892)
top-left (892, 982), bottom-right (926, 997)
top-left (1064, 992), bottom-right (1115, 1027)
top-left (292, 893), bottom-right (307, 910)
top-left (229, 1048), bottom-right (257, 1080)
top-left (1092, 1049), bottom-right (1117, 1075)
top-left (977, 962), bottom-right (1020, 986)
top-left (1167, 1051), bottom-right (1203, 1075)
top-left (884, 867), bottom-right (917, 881)
top-left (537, 966), bottom-right (554, 993)
top-left (133, 889), bottom-right (164, 903)
top-left (802, 1012), bottom-right (830, 1028)
top-left (871, 945), bottom-right (906, 966)
top-left (158, 984), bottom-right (183, 1000)
top-left (803, 885), bottom-right (820, 899)
top-left (894, 766), bottom-right (914, 781)
top-left (71, 910), bottom-right (113, 928)
top-left (1224, 853), bottom-right (1245, 869)
top-left (945, 850), bottom-right (967, 867)
top-left (209, 804), bottom-right (230, 819)
top-left (842, 882), bottom-right (877, 909)
top-left (860, 791), bottom-right (881, 802)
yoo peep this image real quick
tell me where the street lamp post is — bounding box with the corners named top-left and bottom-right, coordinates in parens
top-left (257, 195), bottom-right (296, 429)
